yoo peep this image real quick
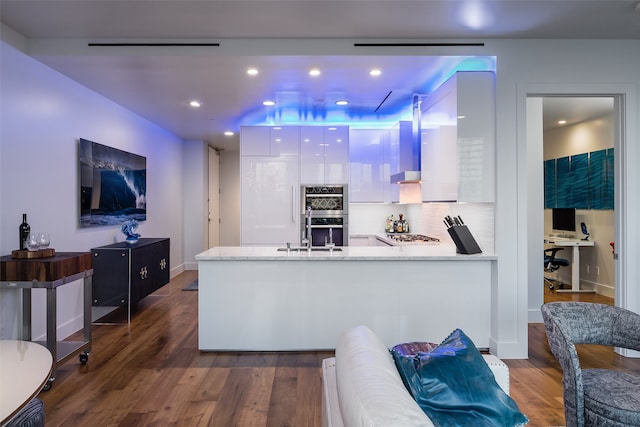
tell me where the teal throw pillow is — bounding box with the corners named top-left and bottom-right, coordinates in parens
top-left (391, 329), bottom-right (528, 427)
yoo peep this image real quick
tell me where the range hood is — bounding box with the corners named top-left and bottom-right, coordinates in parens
top-left (390, 95), bottom-right (422, 184)
top-left (390, 170), bottom-right (421, 184)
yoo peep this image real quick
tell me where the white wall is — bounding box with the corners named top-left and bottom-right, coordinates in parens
top-left (544, 112), bottom-right (614, 159)
top-left (495, 40), bottom-right (639, 353)
top-left (0, 39), bottom-right (184, 340)
top-left (182, 140), bottom-right (208, 269)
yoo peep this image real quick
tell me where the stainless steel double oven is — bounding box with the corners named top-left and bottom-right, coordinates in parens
top-left (301, 185), bottom-right (348, 247)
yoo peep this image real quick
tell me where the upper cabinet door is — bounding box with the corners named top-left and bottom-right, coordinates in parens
top-left (421, 126), bottom-right (458, 202)
top-left (421, 71), bottom-right (495, 203)
top-left (300, 126), bottom-right (325, 184)
top-left (241, 126), bottom-right (300, 157)
top-left (456, 72), bottom-right (496, 203)
top-left (240, 126), bottom-right (271, 156)
top-left (300, 126), bottom-right (349, 185)
top-left (349, 128), bottom-right (386, 202)
top-left (270, 126), bottom-right (300, 156)
top-left (323, 126), bottom-right (349, 185)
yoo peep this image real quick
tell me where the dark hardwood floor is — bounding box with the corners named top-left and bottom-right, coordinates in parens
top-left (39, 272), bottom-right (639, 426)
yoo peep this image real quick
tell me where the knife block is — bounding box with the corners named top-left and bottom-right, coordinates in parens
top-left (447, 225), bottom-right (482, 254)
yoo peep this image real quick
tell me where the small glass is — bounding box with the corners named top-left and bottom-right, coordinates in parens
top-left (26, 234), bottom-right (40, 251)
top-left (37, 232), bottom-right (50, 249)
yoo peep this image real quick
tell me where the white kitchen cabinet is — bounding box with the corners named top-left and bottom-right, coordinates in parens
top-left (240, 126), bottom-right (299, 156)
top-left (300, 126), bottom-right (349, 185)
top-left (240, 126), bottom-right (270, 156)
top-left (240, 156), bottom-right (300, 245)
top-left (348, 236), bottom-right (371, 246)
top-left (300, 126), bottom-right (324, 184)
top-left (421, 126), bottom-right (458, 201)
top-left (420, 71), bottom-right (495, 202)
top-left (270, 126), bottom-right (300, 156)
top-left (349, 128), bottom-right (388, 202)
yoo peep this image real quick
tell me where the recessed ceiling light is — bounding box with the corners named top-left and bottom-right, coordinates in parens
top-left (263, 100), bottom-right (276, 106)
top-left (224, 131), bottom-right (234, 136)
top-left (309, 68), bottom-right (321, 76)
top-left (247, 68), bottom-right (258, 76)
top-left (558, 120), bottom-right (567, 125)
top-left (370, 69), bottom-right (381, 76)
top-left (335, 100), bottom-right (349, 106)
top-left (189, 100), bottom-right (201, 108)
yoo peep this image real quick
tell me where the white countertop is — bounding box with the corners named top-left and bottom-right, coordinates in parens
top-left (196, 244), bottom-right (496, 261)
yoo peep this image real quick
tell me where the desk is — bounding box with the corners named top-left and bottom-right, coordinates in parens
top-left (544, 236), bottom-right (595, 293)
top-left (0, 252), bottom-right (93, 390)
top-left (0, 340), bottom-right (53, 424)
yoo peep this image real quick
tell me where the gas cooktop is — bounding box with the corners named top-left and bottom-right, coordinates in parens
top-left (386, 234), bottom-right (440, 243)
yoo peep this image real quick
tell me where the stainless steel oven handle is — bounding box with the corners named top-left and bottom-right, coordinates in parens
top-left (310, 225), bottom-right (343, 229)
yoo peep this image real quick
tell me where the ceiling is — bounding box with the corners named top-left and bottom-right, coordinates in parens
top-left (2, 1), bottom-right (635, 151)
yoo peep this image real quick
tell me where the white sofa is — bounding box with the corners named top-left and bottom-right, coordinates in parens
top-left (321, 325), bottom-right (511, 427)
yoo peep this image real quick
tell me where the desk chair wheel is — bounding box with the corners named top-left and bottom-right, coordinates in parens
top-left (79, 352), bottom-right (89, 365)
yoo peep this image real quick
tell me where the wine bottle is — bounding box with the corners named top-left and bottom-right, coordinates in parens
top-left (19, 213), bottom-right (30, 250)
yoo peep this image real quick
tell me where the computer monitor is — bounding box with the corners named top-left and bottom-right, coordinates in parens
top-left (552, 208), bottom-right (576, 233)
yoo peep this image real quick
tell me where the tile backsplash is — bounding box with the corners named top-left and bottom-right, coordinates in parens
top-left (349, 202), bottom-right (495, 254)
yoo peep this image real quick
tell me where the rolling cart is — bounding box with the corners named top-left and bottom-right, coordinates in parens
top-left (0, 252), bottom-right (93, 390)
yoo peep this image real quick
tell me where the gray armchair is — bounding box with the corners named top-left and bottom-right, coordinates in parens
top-left (541, 302), bottom-right (640, 427)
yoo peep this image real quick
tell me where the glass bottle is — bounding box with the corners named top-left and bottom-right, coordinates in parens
top-left (19, 213), bottom-right (30, 250)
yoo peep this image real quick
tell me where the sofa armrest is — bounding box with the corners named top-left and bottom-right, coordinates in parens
top-left (482, 354), bottom-right (510, 395)
top-left (322, 357), bottom-right (344, 427)
top-left (334, 326), bottom-right (435, 427)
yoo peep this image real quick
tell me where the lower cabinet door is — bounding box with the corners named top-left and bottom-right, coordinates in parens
top-left (131, 247), bottom-right (152, 304)
top-left (92, 249), bottom-right (129, 306)
top-left (151, 239), bottom-right (170, 293)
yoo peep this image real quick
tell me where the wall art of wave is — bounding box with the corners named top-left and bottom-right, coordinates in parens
top-left (79, 139), bottom-right (147, 228)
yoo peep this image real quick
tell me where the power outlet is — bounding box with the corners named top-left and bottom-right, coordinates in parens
top-left (596, 266), bottom-right (600, 276)
top-left (587, 265), bottom-right (590, 274)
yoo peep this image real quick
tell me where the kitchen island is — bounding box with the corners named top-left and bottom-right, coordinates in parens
top-left (196, 245), bottom-right (496, 351)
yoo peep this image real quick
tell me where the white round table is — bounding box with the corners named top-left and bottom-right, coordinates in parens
top-left (0, 340), bottom-right (53, 424)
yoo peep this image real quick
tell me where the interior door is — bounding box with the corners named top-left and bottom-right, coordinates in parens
top-left (208, 147), bottom-right (220, 248)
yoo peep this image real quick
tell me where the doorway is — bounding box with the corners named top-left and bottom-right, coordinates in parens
top-left (208, 147), bottom-right (220, 248)
top-left (542, 96), bottom-right (615, 296)
top-left (526, 93), bottom-right (623, 321)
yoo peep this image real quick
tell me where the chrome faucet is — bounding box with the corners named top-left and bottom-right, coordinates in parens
top-left (304, 206), bottom-right (312, 251)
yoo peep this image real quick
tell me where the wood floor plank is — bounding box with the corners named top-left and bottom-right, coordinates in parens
top-left (39, 271), bottom-right (638, 427)
top-left (266, 365), bottom-right (297, 427)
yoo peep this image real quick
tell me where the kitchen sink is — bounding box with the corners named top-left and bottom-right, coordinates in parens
top-left (277, 247), bottom-right (342, 252)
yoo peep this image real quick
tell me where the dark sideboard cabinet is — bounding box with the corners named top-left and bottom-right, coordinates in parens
top-left (91, 238), bottom-right (170, 307)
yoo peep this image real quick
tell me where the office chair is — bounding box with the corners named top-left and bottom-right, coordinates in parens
top-left (544, 247), bottom-right (570, 290)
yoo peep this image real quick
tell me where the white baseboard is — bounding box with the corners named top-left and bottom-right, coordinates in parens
top-left (183, 261), bottom-right (198, 271)
top-left (171, 263), bottom-right (186, 278)
top-left (34, 313), bottom-right (84, 342)
top-left (528, 308), bottom-right (544, 323)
